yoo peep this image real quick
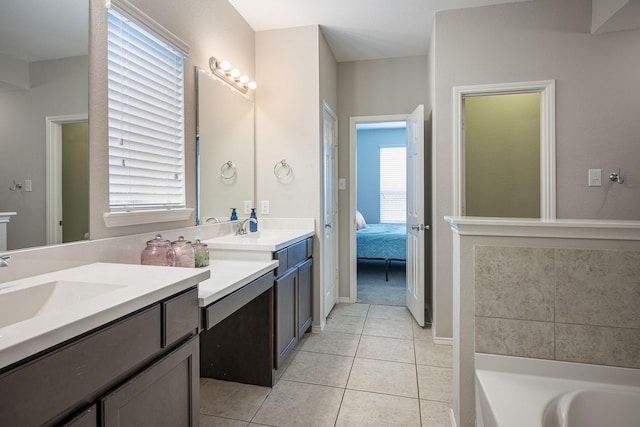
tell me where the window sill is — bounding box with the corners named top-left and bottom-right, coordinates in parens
top-left (103, 208), bottom-right (193, 228)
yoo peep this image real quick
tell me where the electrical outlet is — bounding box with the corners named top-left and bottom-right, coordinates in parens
top-left (243, 200), bottom-right (252, 214)
top-left (261, 200), bottom-right (270, 215)
top-left (24, 179), bottom-right (32, 192)
top-left (338, 178), bottom-right (346, 190)
top-left (588, 169), bottom-right (601, 187)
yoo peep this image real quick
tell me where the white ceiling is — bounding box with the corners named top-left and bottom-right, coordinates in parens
top-left (228, 0), bottom-right (532, 62)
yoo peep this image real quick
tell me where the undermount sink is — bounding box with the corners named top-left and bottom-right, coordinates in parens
top-left (0, 280), bottom-right (125, 328)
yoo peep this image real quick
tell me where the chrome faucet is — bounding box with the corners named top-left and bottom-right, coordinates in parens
top-left (0, 255), bottom-right (10, 267)
top-left (236, 218), bottom-right (258, 235)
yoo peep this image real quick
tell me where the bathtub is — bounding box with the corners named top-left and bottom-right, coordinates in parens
top-left (475, 353), bottom-right (640, 427)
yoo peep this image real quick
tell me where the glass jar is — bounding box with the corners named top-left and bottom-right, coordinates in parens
top-left (171, 236), bottom-right (195, 268)
top-left (193, 239), bottom-right (210, 268)
top-left (140, 234), bottom-right (176, 267)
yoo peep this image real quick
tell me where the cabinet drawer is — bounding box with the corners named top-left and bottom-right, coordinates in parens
top-left (0, 305), bottom-right (161, 426)
top-left (203, 272), bottom-right (274, 330)
top-left (273, 248), bottom-right (288, 276)
top-left (306, 237), bottom-right (313, 258)
top-left (287, 240), bottom-right (307, 267)
top-left (163, 287), bottom-right (199, 347)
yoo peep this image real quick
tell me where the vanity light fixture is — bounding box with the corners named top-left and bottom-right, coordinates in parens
top-left (208, 56), bottom-right (256, 94)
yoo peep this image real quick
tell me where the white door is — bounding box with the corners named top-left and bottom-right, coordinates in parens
top-left (323, 103), bottom-right (339, 317)
top-left (406, 104), bottom-right (426, 326)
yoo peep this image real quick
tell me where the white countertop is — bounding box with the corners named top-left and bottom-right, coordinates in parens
top-left (197, 259), bottom-right (279, 306)
top-left (204, 229), bottom-right (314, 252)
top-left (0, 263), bottom-right (209, 370)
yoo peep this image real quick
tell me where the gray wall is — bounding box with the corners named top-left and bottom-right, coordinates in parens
top-left (433, 0), bottom-right (640, 339)
top-left (0, 56), bottom-right (88, 249)
top-left (337, 55), bottom-right (429, 300)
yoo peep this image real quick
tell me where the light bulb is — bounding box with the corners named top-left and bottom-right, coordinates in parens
top-left (230, 68), bottom-right (240, 78)
top-left (219, 60), bottom-right (231, 71)
top-left (239, 75), bottom-right (250, 84)
top-left (247, 81), bottom-right (257, 90)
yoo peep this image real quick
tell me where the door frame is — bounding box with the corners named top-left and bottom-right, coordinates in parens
top-left (452, 80), bottom-right (556, 219)
top-left (45, 114), bottom-right (88, 245)
top-left (348, 113), bottom-right (409, 303)
top-left (322, 101), bottom-right (339, 319)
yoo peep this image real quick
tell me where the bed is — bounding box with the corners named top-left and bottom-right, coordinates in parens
top-left (356, 223), bottom-right (406, 281)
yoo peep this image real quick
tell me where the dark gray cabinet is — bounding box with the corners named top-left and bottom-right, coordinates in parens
top-left (0, 287), bottom-right (200, 427)
top-left (274, 238), bottom-right (313, 369)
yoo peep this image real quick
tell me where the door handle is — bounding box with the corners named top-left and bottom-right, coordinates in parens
top-left (411, 224), bottom-right (430, 231)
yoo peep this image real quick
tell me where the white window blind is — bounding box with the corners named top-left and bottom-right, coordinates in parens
top-left (107, 6), bottom-right (186, 209)
top-left (380, 146), bottom-right (406, 223)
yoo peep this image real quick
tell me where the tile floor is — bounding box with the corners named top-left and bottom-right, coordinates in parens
top-left (200, 303), bottom-right (453, 426)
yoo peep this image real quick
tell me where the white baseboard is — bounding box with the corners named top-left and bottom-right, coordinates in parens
top-left (311, 319), bottom-right (326, 333)
top-left (449, 408), bottom-right (457, 427)
top-left (338, 297), bottom-right (352, 304)
top-left (434, 335), bottom-right (453, 346)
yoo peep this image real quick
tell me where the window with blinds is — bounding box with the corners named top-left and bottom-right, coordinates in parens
top-left (107, 6), bottom-right (186, 209)
top-left (380, 146), bottom-right (407, 223)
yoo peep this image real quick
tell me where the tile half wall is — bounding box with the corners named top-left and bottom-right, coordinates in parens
top-left (474, 246), bottom-right (640, 369)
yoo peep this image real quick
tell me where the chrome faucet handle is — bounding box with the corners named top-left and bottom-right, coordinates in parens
top-left (0, 255), bottom-right (11, 267)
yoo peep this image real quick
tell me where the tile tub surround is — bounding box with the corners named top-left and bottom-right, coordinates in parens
top-left (445, 217), bottom-right (640, 427)
top-left (474, 246), bottom-right (640, 368)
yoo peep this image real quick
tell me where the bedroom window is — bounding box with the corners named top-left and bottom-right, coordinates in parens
top-left (379, 146), bottom-right (406, 223)
top-left (107, 3), bottom-right (187, 210)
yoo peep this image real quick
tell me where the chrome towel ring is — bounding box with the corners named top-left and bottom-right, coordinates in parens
top-left (273, 159), bottom-right (292, 178)
top-left (220, 160), bottom-right (237, 180)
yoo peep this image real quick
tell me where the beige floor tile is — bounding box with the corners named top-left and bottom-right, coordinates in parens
top-left (281, 351), bottom-right (354, 387)
top-left (420, 400), bottom-right (452, 427)
top-left (415, 340), bottom-right (452, 368)
top-left (329, 303), bottom-right (370, 317)
top-left (367, 304), bottom-right (412, 321)
top-left (417, 365), bottom-right (453, 403)
top-left (274, 347), bottom-right (298, 381)
top-left (347, 357), bottom-right (418, 398)
top-left (362, 317), bottom-right (413, 339)
top-left (200, 378), bottom-right (270, 421)
top-left (200, 414), bottom-right (249, 427)
top-left (356, 335), bottom-right (415, 363)
top-left (412, 322), bottom-right (434, 341)
top-left (324, 314), bottom-right (366, 334)
top-left (252, 380), bottom-right (344, 427)
top-left (300, 331), bottom-right (360, 356)
top-left (335, 389), bottom-right (421, 427)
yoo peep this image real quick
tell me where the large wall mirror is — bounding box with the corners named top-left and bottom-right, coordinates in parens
top-left (195, 67), bottom-right (255, 224)
top-left (0, 0), bottom-right (88, 251)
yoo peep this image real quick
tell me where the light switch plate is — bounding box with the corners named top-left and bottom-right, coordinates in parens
top-left (588, 169), bottom-right (601, 187)
top-left (338, 178), bottom-right (346, 190)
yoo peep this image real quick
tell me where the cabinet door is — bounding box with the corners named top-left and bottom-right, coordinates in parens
top-left (274, 268), bottom-right (297, 369)
top-left (101, 335), bottom-right (199, 427)
top-left (297, 258), bottom-right (313, 338)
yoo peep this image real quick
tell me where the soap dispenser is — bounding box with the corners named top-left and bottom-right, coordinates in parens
top-left (250, 208), bottom-right (258, 232)
top-left (230, 208), bottom-right (238, 221)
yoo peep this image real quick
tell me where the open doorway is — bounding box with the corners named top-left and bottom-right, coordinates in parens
top-left (354, 121), bottom-right (407, 305)
top-left (46, 115), bottom-right (89, 245)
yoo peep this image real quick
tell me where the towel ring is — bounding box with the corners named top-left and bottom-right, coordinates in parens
top-left (273, 159), bottom-right (292, 178)
top-left (220, 160), bottom-right (237, 180)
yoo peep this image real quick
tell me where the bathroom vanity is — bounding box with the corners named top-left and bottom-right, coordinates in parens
top-left (0, 263), bottom-right (208, 426)
top-left (201, 227), bottom-right (314, 384)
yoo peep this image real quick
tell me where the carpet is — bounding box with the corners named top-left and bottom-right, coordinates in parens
top-left (356, 259), bottom-right (406, 306)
